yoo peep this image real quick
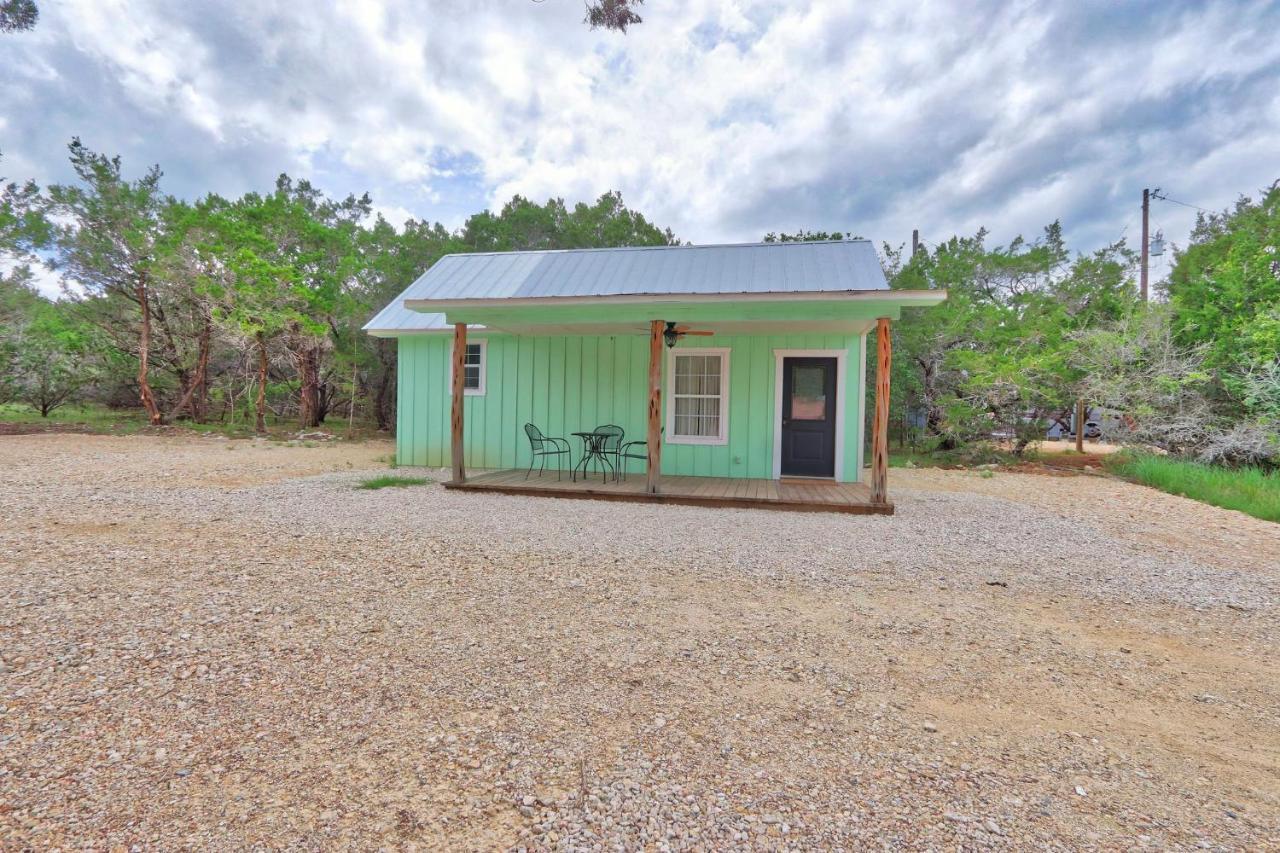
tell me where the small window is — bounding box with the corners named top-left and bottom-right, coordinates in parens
top-left (450, 339), bottom-right (486, 396)
top-left (666, 349), bottom-right (729, 445)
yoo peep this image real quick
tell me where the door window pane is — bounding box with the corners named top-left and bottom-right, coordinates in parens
top-left (791, 365), bottom-right (826, 420)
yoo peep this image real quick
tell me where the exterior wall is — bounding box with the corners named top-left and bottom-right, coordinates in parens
top-left (396, 332), bottom-right (865, 482)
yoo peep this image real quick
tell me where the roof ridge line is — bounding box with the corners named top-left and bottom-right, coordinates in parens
top-left (437, 239), bottom-right (871, 260)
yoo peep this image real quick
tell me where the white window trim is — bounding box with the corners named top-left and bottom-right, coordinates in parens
top-left (447, 338), bottom-right (487, 396)
top-left (665, 347), bottom-right (731, 446)
top-left (772, 348), bottom-right (847, 481)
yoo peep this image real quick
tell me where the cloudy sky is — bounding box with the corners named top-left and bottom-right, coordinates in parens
top-left (4, 0), bottom-right (1279, 293)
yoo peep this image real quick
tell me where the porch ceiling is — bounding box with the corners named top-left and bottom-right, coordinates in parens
top-left (405, 290), bottom-right (945, 333)
top-left (480, 318), bottom-right (878, 336)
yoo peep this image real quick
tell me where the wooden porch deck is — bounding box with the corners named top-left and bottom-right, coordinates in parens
top-left (443, 468), bottom-right (892, 515)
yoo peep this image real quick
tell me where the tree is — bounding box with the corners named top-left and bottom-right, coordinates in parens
top-left (199, 194), bottom-right (303, 433)
top-left (460, 191), bottom-right (675, 252)
top-left (0, 0), bottom-right (37, 33)
top-left (1167, 184), bottom-right (1280, 372)
top-left (352, 215), bottom-right (457, 430)
top-left (584, 0), bottom-right (642, 32)
top-left (48, 139), bottom-right (172, 424)
top-left (1, 155), bottom-right (49, 257)
top-left (763, 230), bottom-right (857, 243)
top-left (0, 271), bottom-right (98, 416)
top-left (882, 224), bottom-right (1138, 453)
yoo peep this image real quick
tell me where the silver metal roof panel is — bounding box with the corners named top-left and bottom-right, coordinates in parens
top-left (364, 240), bottom-right (887, 334)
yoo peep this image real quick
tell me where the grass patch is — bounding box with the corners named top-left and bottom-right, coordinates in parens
top-left (0, 402), bottom-right (396, 441)
top-left (357, 475), bottom-right (432, 490)
top-left (0, 403), bottom-right (150, 433)
top-left (1105, 452), bottom-right (1280, 523)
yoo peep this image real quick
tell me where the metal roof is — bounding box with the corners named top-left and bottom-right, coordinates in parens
top-left (364, 240), bottom-right (888, 334)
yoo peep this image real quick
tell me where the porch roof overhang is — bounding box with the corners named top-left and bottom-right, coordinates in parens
top-left (400, 289), bottom-right (947, 336)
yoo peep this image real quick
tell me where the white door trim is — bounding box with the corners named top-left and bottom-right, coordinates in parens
top-left (772, 348), bottom-right (847, 481)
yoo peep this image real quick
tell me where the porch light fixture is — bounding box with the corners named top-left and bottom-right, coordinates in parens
top-left (663, 322), bottom-right (680, 348)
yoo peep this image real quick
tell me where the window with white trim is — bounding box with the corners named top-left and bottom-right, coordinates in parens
top-left (449, 339), bottom-right (487, 396)
top-left (666, 348), bottom-right (730, 444)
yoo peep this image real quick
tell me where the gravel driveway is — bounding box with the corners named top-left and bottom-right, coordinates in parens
top-left (2, 434), bottom-right (1278, 849)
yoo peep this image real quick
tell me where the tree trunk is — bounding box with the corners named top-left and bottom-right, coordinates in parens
top-left (373, 340), bottom-right (394, 431)
top-left (916, 355), bottom-right (953, 447)
top-left (298, 344), bottom-right (321, 428)
top-left (191, 316), bottom-right (211, 421)
top-left (167, 317), bottom-right (212, 422)
top-left (136, 273), bottom-right (163, 425)
top-left (255, 332), bottom-right (268, 434)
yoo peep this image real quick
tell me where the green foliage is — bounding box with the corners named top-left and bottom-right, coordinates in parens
top-left (357, 475), bottom-right (432, 490)
top-left (1168, 186), bottom-right (1280, 370)
top-left (0, 271), bottom-right (102, 415)
top-left (762, 230), bottom-right (858, 243)
top-left (584, 0), bottom-right (643, 32)
top-left (883, 223), bottom-right (1138, 453)
top-left (1106, 451), bottom-right (1280, 523)
top-left (0, 0), bottom-right (37, 32)
top-left (459, 191), bottom-right (676, 252)
top-left (22, 140), bottom-right (681, 432)
top-left (1062, 187), bottom-right (1280, 468)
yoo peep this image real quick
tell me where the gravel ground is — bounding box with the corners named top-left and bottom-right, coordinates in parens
top-left (2, 433), bottom-right (1278, 850)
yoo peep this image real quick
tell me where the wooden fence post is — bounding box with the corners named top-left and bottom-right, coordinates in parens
top-left (646, 319), bottom-right (663, 494)
top-left (1075, 398), bottom-right (1085, 453)
top-left (871, 317), bottom-right (892, 504)
top-left (451, 323), bottom-right (467, 483)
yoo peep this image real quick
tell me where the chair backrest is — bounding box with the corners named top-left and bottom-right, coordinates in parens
top-left (524, 422), bottom-right (547, 450)
top-left (594, 424), bottom-right (624, 452)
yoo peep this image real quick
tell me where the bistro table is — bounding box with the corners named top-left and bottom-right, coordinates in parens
top-left (571, 430), bottom-right (617, 483)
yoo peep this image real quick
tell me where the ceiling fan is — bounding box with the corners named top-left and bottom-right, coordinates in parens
top-left (661, 322), bottom-right (714, 348)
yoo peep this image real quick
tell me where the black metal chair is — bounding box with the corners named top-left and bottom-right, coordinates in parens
top-left (616, 434), bottom-right (652, 481)
top-left (523, 423), bottom-right (572, 480)
top-left (590, 424), bottom-right (625, 481)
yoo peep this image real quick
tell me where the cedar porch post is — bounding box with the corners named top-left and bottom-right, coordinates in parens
top-left (870, 317), bottom-right (892, 504)
top-left (646, 319), bottom-right (663, 494)
top-left (451, 322), bottom-right (467, 483)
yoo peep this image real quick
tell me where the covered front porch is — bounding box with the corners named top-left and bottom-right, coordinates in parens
top-left (435, 307), bottom-right (901, 512)
top-left (443, 468), bottom-right (889, 514)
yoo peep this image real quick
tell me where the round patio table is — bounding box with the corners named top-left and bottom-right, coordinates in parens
top-left (571, 431), bottom-right (616, 483)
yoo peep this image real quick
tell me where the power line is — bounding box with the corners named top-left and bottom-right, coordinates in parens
top-left (1152, 192), bottom-right (1214, 214)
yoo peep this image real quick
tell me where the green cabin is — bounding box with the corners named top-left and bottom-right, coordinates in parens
top-left (365, 240), bottom-right (945, 513)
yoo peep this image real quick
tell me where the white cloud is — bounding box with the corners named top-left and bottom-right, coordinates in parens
top-left (2, 0), bottom-right (1277, 259)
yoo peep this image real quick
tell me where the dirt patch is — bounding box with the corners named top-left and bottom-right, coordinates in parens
top-left (1, 434), bottom-right (1277, 849)
top-left (0, 420), bottom-right (127, 436)
top-left (1005, 452), bottom-right (1110, 475)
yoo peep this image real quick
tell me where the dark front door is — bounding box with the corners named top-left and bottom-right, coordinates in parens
top-left (781, 357), bottom-right (837, 477)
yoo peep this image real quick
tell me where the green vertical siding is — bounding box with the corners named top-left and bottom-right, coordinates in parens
top-left (395, 331), bottom-right (865, 481)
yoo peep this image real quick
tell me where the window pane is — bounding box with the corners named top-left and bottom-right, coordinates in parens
top-left (791, 365), bottom-right (826, 420)
top-left (465, 343), bottom-right (482, 365)
top-left (464, 365), bottom-right (480, 388)
top-left (673, 395), bottom-right (720, 436)
top-left (672, 353), bottom-right (724, 438)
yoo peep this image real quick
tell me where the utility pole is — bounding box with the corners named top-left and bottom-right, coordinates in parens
top-left (1140, 188), bottom-right (1153, 302)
